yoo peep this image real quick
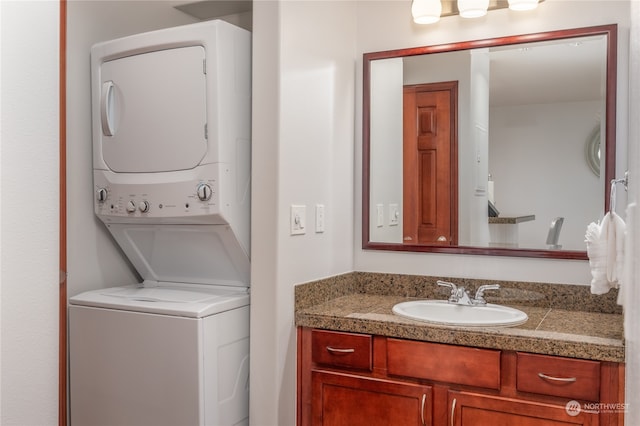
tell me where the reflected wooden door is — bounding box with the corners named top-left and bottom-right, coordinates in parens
top-left (403, 82), bottom-right (458, 246)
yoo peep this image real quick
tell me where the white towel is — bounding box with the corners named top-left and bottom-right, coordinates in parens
top-left (586, 211), bottom-right (626, 294)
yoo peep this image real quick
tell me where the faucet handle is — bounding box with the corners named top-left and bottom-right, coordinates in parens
top-left (474, 284), bottom-right (501, 304)
top-left (437, 280), bottom-right (458, 292)
top-left (437, 280), bottom-right (460, 302)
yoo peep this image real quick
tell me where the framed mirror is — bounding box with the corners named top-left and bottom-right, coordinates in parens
top-left (362, 25), bottom-right (617, 260)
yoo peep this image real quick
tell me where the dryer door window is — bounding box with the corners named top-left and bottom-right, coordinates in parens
top-left (99, 46), bottom-right (207, 173)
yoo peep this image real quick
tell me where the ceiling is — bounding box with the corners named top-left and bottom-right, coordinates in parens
top-left (489, 34), bottom-right (607, 107)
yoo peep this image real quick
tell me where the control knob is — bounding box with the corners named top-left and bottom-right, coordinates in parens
top-left (138, 201), bottom-right (150, 213)
top-left (126, 200), bottom-right (136, 213)
top-left (196, 183), bottom-right (213, 201)
top-left (96, 188), bottom-right (108, 203)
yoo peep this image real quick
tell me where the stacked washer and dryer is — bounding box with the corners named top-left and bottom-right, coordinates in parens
top-left (69, 20), bottom-right (251, 426)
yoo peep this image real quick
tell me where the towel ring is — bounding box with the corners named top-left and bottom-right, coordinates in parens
top-left (610, 171), bottom-right (628, 213)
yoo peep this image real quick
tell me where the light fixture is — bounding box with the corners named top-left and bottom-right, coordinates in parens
top-left (412, 0), bottom-right (442, 24)
top-left (508, 0), bottom-right (539, 11)
top-left (457, 0), bottom-right (490, 18)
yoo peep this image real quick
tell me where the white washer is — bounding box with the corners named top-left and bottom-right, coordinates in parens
top-left (69, 285), bottom-right (249, 426)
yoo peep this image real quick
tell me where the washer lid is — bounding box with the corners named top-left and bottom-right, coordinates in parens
top-left (105, 223), bottom-right (250, 288)
top-left (69, 284), bottom-right (249, 318)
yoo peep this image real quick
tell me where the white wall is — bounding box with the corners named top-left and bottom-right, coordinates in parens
top-left (250, 1), bottom-right (356, 424)
top-left (0, 2), bottom-right (60, 424)
top-left (625, 1), bottom-right (639, 422)
top-left (355, 0), bottom-right (630, 285)
top-left (369, 58), bottom-right (403, 243)
top-left (490, 101), bottom-right (602, 250)
top-left (66, 1), bottom-right (199, 298)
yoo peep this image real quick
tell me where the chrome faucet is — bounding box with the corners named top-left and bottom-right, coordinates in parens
top-left (437, 281), bottom-right (500, 306)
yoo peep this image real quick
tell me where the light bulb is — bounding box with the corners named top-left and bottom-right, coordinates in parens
top-left (457, 0), bottom-right (489, 18)
top-left (412, 0), bottom-right (442, 24)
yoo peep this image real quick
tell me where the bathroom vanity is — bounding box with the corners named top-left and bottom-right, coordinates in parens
top-left (296, 273), bottom-right (625, 426)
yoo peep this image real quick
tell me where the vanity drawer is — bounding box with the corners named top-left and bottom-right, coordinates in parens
top-left (311, 330), bottom-right (372, 371)
top-left (387, 339), bottom-right (501, 389)
top-left (516, 352), bottom-right (600, 401)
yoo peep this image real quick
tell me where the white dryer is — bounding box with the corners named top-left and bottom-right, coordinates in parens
top-left (69, 20), bottom-right (251, 426)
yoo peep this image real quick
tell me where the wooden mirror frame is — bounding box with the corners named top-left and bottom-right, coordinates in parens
top-left (362, 24), bottom-right (617, 260)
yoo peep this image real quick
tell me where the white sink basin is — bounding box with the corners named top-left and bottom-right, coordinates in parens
top-left (392, 300), bottom-right (528, 327)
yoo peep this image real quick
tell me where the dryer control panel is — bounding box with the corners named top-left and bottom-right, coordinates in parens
top-left (94, 163), bottom-right (231, 225)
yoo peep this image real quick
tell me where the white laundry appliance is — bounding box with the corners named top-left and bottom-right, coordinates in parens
top-left (69, 20), bottom-right (251, 426)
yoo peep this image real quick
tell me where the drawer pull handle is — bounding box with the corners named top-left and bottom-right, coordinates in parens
top-left (538, 372), bottom-right (577, 383)
top-left (326, 346), bottom-right (355, 355)
top-left (421, 394), bottom-right (426, 426)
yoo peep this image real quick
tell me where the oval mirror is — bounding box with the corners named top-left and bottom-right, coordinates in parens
top-left (362, 25), bottom-right (617, 260)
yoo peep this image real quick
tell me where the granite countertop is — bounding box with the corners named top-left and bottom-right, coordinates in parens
top-left (295, 272), bottom-right (624, 363)
top-left (489, 214), bottom-right (536, 224)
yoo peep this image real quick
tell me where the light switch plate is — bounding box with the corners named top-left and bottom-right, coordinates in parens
top-left (290, 205), bottom-right (306, 235)
top-left (376, 204), bottom-right (384, 227)
top-left (389, 204), bottom-right (399, 226)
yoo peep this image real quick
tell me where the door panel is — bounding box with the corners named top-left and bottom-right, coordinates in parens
top-left (449, 391), bottom-right (598, 426)
top-left (403, 82), bottom-right (458, 245)
top-left (312, 371), bottom-right (431, 426)
top-left (99, 46), bottom-right (207, 173)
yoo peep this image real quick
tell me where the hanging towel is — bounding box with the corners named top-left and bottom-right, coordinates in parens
top-left (586, 211), bottom-right (626, 294)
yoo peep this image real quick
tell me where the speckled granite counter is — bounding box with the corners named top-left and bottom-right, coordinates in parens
top-left (295, 272), bottom-right (624, 363)
top-left (488, 214), bottom-right (535, 224)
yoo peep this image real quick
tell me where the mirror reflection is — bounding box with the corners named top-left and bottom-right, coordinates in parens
top-left (364, 25), bottom-right (617, 259)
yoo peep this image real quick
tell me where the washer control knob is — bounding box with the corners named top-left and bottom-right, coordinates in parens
top-left (96, 188), bottom-right (108, 203)
top-left (196, 183), bottom-right (213, 201)
top-left (138, 201), bottom-right (150, 213)
top-left (126, 200), bottom-right (136, 213)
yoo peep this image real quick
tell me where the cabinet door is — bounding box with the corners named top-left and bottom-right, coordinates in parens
top-left (448, 391), bottom-right (598, 426)
top-left (312, 371), bottom-right (432, 426)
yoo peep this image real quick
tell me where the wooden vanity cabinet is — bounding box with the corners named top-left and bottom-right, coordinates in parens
top-left (298, 328), bottom-right (624, 426)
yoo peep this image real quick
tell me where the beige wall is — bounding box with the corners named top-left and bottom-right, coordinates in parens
top-left (0, 2), bottom-right (60, 424)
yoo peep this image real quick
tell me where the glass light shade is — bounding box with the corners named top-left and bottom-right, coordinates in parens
top-left (412, 0), bottom-right (442, 24)
top-left (508, 0), bottom-right (539, 10)
top-left (457, 0), bottom-right (489, 18)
